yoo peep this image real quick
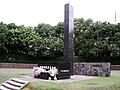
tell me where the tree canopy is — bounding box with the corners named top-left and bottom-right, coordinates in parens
top-left (0, 18), bottom-right (120, 64)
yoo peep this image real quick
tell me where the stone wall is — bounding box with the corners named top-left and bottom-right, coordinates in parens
top-left (0, 63), bottom-right (111, 77)
top-left (111, 65), bottom-right (120, 70)
top-left (73, 63), bottom-right (111, 77)
top-left (0, 63), bottom-right (37, 68)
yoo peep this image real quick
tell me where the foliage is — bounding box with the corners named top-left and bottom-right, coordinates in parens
top-left (0, 22), bottom-right (8, 54)
top-left (74, 19), bottom-right (120, 62)
top-left (0, 18), bottom-right (120, 64)
top-left (6, 26), bottom-right (42, 56)
top-left (34, 23), bottom-right (64, 56)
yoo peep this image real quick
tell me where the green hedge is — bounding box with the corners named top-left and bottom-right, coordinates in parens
top-left (0, 54), bottom-right (64, 64)
top-left (74, 56), bottom-right (120, 65)
top-left (0, 54), bottom-right (35, 64)
top-left (0, 54), bottom-right (120, 65)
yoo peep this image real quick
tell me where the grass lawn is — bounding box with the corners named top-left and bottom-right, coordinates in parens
top-left (0, 68), bottom-right (120, 90)
top-left (0, 68), bottom-right (32, 84)
top-left (24, 76), bottom-right (120, 90)
top-left (23, 70), bottom-right (120, 90)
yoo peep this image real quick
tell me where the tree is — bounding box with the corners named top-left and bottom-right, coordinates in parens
top-left (6, 25), bottom-right (42, 56)
top-left (0, 22), bottom-right (8, 54)
top-left (74, 18), bottom-right (94, 55)
top-left (34, 23), bottom-right (64, 56)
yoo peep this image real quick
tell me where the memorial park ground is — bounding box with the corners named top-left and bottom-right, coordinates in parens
top-left (0, 68), bottom-right (120, 90)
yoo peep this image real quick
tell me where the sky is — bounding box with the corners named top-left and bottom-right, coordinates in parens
top-left (0, 0), bottom-right (120, 26)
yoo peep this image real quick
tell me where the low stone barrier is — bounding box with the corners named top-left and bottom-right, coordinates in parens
top-left (111, 65), bottom-right (120, 70)
top-left (0, 63), bottom-right (113, 77)
top-left (73, 63), bottom-right (111, 77)
top-left (0, 63), bottom-right (37, 68)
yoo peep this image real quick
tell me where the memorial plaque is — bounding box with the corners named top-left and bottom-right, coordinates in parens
top-left (64, 3), bottom-right (74, 75)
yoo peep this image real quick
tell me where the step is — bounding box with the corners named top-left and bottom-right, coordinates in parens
top-left (0, 85), bottom-right (10, 90)
top-left (6, 80), bottom-right (23, 87)
top-left (2, 83), bottom-right (19, 90)
top-left (0, 78), bottom-right (29, 90)
top-left (11, 78), bottom-right (28, 84)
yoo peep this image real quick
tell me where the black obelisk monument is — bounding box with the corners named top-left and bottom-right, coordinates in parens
top-left (64, 3), bottom-right (74, 75)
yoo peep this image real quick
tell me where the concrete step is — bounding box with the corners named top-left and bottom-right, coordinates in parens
top-left (2, 83), bottom-right (19, 90)
top-left (6, 80), bottom-right (23, 87)
top-left (0, 78), bottom-right (29, 90)
top-left (0, 85), bottom-right (10, 90)
top-left (11, 78), bottom-right (28, 84)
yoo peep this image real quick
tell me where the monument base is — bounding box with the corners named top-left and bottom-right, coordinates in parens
top-left (34, 61), bottom-right (70, 80)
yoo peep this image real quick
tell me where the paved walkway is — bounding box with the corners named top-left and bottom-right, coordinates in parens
top-left (18, 75), bottom-right (98, 83)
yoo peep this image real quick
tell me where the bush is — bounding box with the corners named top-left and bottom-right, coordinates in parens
top-left (0, 54), bottom-right (64, 64)
top-left (74, 55), bottom-right (120, 65)
top-left (0, 54), bottom-right (36, 64)
top-left (1, 54), bottom-right (120, 65)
